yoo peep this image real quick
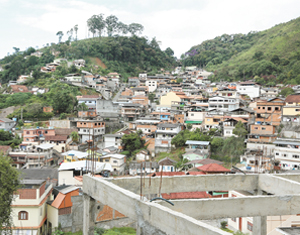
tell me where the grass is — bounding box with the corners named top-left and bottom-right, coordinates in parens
top-left (154, 147), bottom-right (186, 162)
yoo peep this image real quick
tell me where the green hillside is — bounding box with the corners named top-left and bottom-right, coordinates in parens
top-left (183, 17), bottom-right (300, 85)
top-left (0, 35), bottom-right (176, 84)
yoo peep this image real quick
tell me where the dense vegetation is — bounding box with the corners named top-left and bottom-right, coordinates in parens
top-left (0, 13), bottom-right (176, 84)
top-left (182, 17), bottom-right (300, 85)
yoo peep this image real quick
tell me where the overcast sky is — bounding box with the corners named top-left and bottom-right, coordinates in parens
top-left (1, 0), bottom-right (300, 59)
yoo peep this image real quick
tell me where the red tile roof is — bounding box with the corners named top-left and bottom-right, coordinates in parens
top-left (285, 94), bottom-right (300, 103)
top-left (197, 163), bottom-right (231, 173)
top-left (162, 191), bottom-right (212, 200)
top-left (151, 172), bottom-right (185, 177)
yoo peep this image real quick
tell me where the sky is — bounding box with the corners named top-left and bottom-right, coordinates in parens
top-left (1, 0), bottom-right (300, 59)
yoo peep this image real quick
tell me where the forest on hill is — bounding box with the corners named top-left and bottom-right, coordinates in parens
top-left (0, 13), bottom-right (176, 84)
top-left (182, 17), bottom-right (300, 85)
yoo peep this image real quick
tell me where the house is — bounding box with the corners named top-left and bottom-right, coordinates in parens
top-left (73, 59), bottom-right (85, 68)
top-left (9, 144), bottom-right (55, 169)
top-left (64, 73), bottom-right (82, 82)
top-left (155, 123), bottom-right (182, 153)
top-left (129, 161), bottom-right (159, 175)
top-left (77, 95), bottom-right (99, 119)
top-left (236, 81), bottom-right (260, 98)
top-left (273, 138), bottom-right (300, 170)
top-left (197, 163), bottom-right (231, 174)
top-left (0, 117), bottom-right (16, 131)
top-left (76, 120), bottom-right (105, 143)
top-left (254, 97), bottom-right (284, 126)
top-left (47, 185), bottom-right (80, 233)
top-left (221, 117), bottom-right (247, 137)
top-left (208, 96), bottom-right (240, 111)
top-left (104, 134), bottom-right (123, 149)
top-left (121, 103), bottom-right (144, 121)
top-left (96, 99), bottom-right (120, 119)
top-left (158, 157), bottom-right (177, 172)
top-left (58, 161), bottom-right (113, 185)
top-left (132, 87), bottom-right (147, 96)
top-left (240, 149), bottom-right (273, 173)
top-left (135, 150), bottom-right (150, 162)
top-left (282, 94), bottom-right (300, 125)
top-left (146, 80), bottom-right (157, 92)
top-left (185, 140), bottom-right (210, 157)
top-left (17, 75), bottom-right (30, 83)
top-left (100, 153), bottom-right (126, 174)
top-left (11, 179), bottom-right (53, 235)
top-left (132, 96), bottom-right (149, 107)
top-left (128, 77), bottom-right (140, 87)
top-left (10, 85), bottom-right (30, 93)
top-left (261, 87), bottom-right (279, 98)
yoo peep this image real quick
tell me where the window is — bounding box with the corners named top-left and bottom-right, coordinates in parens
top-left (26, 131), bottom-right (29, 134)
top-left (276, 152), bottom-right (279, 155)
top-left (268, 107), bottom-right (271, 111)
top-left (296, 109), bottom-right (300, 112)
top-left (293, 155), bottom-right (300, 159)
top-left (105, 159), bottom-right (109, 162)
top-left (254, 127), bottom-right (258, 130)
top-left (113, 160), bottom-right (118, 163)
top-left (262, 127), bottom-right (266, 130)
top-left (262, 107), bottom-right (265, 109)
top-left (19, 211), bottom-right (28, 220)
top-left (191, 114), bottom-right (194, 116)
top-left (275, 107), bottom-right (279, 111)
top-left (283, 154), bottom-right (287, 157)
top-left (247, 222), bottom-right (253, 231)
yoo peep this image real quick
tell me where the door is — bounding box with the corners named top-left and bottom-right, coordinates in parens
top-left (239, 217), bottom-right (242, 231)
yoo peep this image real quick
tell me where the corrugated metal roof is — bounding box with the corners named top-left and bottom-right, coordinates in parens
top-left (273, 140), bottom-right (300, 145)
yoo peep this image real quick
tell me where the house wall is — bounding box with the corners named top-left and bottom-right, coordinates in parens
top-left (58, 171), bottom-right (74, 186)
top-left (160, 92), bottom-right (180, 107)
top-left (47, 205), bottom-right (59, 229)
top-left (282, 106), bottom-right (300, 116)
top-left (146, 80), bottom-right (157, 92)
top-left (250, 125), bottom-right (275, 135)
top-left (236, 84), bottom-right (260, 98)
top-left (187, 112), bottom-right (205, 121)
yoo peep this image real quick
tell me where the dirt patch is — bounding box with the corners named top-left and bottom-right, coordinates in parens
top-left (89, 57), bottom-right (107, 69)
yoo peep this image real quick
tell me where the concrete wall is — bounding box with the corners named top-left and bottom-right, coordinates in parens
top-left (50, 120), bottom-right (71, 128)
top-left (83, 175), bottom-right (231, 235)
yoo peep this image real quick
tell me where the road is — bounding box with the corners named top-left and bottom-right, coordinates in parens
top-left (113, 84), bottom-right (126, 102)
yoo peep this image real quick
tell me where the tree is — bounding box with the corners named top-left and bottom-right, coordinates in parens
top-left (13, 47), bottom-right (20, 54)
top-left (71, 131), bottom-right (79, 143)
top-left (233, 121), bottom-right (248, 137)
top-left (52, 90), bottom-right (77, 114)
top-left (187, 123), bottom-right (192, 130)
top-left (121, 133), bottom-right (145, 156)
top-left (74, 24), bottom-right (78, 41)
top-left (279, 87), bottom-right (294, 97)
top-left (165, 47), bottom-right (174, 57)
top-left (56, 31), bottom-right (64, 43)
top-left (148, 93), bottom-right (155, 103)
top-left (105, 15), bottom-right (119, 37)
top-left (222, 136), bottom-right (245, 167)
top-left (117, 22), bottom-right (128, 35)
top-left (128, 23), bottom-right (144, 36)
top-left (0, 154), bottom-right (20, 234)
top-left (0, 130), bottom-right (13, 141)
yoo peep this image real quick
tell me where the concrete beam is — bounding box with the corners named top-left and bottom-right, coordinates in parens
top-left (259, 174), bottom-right (300, 195)
top-left (156, 195), bottom-right (300, 219)
top-left (107, 174), bottom-right (258, 195)
top-left (83, 175), bottom-right (231, 235)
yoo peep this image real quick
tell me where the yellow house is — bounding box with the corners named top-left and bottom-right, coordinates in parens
top-left (204, 115), bottom-right (224, 130)
top-left (282, 94), bottom-right (300, 115)
top-left (159, 91), bottom-right (181, 107)
top-left (62, 150), bottom-right (88, 163)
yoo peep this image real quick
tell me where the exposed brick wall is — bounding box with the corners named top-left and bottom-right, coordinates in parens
top-left (39, 183), bottom-right (46, 198)
top-left (19, 189), bottom-right (36, 199)
top-left (59, 207), bottom-right (71, 215)
top-left (96, 205), bottom-right (113, 221)
top-left (96, 205), bottom-right (126, 222)
top-left (114, 209), bottom-right (125, 219)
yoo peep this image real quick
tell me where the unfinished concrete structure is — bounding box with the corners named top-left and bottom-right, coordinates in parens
top-left (82, 173), bottom-right (300, 235)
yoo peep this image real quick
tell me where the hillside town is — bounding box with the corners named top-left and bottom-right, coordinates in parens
top-left (2, 56), bottom-right (300, 235)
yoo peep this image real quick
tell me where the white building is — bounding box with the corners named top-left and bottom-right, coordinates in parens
top-left (104, 134), bottom-right (123, 149)
top-left (236, 81), bottom-right (260, 99)
top-left (101, 153), bottom-right (126, 174)
top-left (155, 123), bottom-right (182, 153)
top-left (273, 138), bottom-right (300, 170)
top-left (208, 96), bottom-right (239, 111)
top-left (146, 80), bottom-right (157, 93)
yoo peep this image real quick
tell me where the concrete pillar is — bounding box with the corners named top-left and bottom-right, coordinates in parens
top-left (253, 189), bottom-right (267, 235)
top-left (83, 194), bottom-right (90, 235)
